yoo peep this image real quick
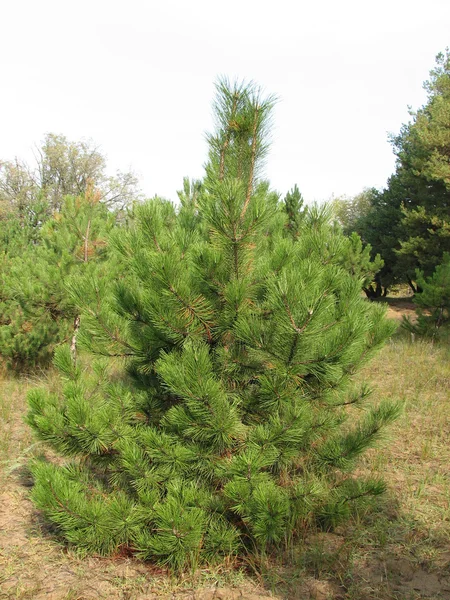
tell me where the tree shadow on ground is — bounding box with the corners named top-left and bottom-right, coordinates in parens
top-left (262, 491), bottom-right (450, 600)
top-left (2, 460), bottom-right (449, 600)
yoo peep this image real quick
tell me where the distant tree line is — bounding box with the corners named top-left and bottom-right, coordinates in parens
top-left (333, 50), bottom-right (450, 331)
top-left (334, 51), bottom-right (450, 303)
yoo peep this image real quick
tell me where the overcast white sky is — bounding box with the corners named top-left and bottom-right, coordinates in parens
top-left (1, 0), bottom-right (449, 203)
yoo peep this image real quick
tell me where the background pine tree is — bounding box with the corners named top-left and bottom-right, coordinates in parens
top-left (403, 253), bottom-right (450, 337)
top-left (27, 79), bottom-right (399, 570)
top-left (0, 188), bottom-right (116, 370)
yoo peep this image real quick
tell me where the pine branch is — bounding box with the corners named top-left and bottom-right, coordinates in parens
top-left (241, 106), bottom-right (260, 219)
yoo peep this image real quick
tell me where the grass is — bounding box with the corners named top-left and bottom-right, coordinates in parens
top-left (0, 375), bottom-right (34, 483)
top-left (1, 326), bottom-right (450, 599)
top-left (340, 336), bottom-right (450, 599)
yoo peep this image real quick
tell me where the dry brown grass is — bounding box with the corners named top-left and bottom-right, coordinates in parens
top-left (1, 327), bottom-right (450, 599)
top-left (0, 376), bottom-right (34, 484)
top-left (338, 337), bottom-right (450, 599)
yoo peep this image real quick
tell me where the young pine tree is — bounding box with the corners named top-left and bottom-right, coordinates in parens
top-left (27, 79), bottom-right (399, 570)
top-left (282, 184), bottom-right (306, 238)
top-left (0, 188), bottom-right (115, 370)
top-left (340, 232), bottom-right (384, 300)
top-left (403, 253), bottom-right (450, 337)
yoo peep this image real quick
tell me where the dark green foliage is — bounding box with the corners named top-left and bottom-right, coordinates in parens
top-left (340, 185), bottom-right (404, 295)
top-left (27, 79), bottom-right (399, 570)
top-left (347, 50), bottom-right (450, 292)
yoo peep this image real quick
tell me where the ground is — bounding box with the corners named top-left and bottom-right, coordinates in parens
top-left (1, 300), bottom-right (449, 599)
top-left (384, 298), bottom-right (417, 323)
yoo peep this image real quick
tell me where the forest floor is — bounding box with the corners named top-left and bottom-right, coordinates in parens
top-left (1, 305), bottom-right (449, 599)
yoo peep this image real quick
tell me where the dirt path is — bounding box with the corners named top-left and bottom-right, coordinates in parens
top-left (384, 298), bottom-right (417, 323)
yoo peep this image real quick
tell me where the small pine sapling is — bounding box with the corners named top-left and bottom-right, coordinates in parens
top-left (403, 253), bottom-right (450, 337)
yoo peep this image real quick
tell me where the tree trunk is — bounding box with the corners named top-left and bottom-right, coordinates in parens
top-left (406, 276), bottom-right (418, 294)
top-left (70, 315), bottom-right (80, 365)
top-left (71, 218), bottom-right (90, 364)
